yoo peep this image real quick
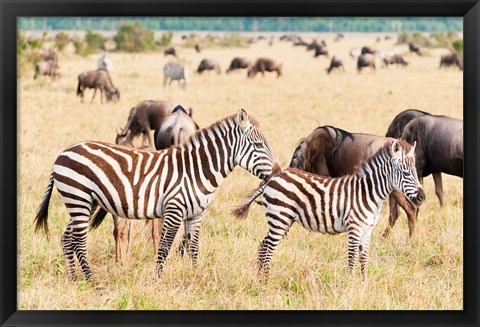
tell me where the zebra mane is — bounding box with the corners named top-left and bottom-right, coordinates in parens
top-left (182, 112), bottom-right (260, 149)
top-left (353, 139), bottom-right (412, 177)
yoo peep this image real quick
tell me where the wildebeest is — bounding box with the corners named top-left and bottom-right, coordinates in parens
top-left (97, 51), bottom-right (113, 72)
top-left (439, 52), bottom-right (463, 71)
top-left (113, 105), bottom-right (199, 265)
top-left (313, 45), bottom-right (329, 58)
top-left (34, 60), bottom-right (60, 80)
top-left (361, 46), bottom-right (377, 55)
top-left (164, 47), bottom-right (177, 57)
top-left (197, 59), bottom-right (221, 74)
top-left (384, 110), bottom-right (463, 236)
top-left (226, 57), bottom-right (251, 73)
top-left (408, 43), bottom-right (422, 56)
top-left (115, 100), bottom-right (193, 148)
top-left (76, 69), bottom-right (120, 104)
top-left (289, 125), bottom-right (423, 238)
top-left (357, 54), bottom-right (376, 73)
top-left (383, 54), bottom-right (408, 67)
top-left (326, 56), bottom-right (345, 74)
top-left (247, 58), bottom-right (282, 78)
top-left (194, 43), bottom-right (202, 53)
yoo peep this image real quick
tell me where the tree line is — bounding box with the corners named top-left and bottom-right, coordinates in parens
top-left (19, 17), bottom-right (462, 33)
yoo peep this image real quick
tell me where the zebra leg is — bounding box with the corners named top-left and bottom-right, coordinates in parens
top-left (72, 222), bottom-right (93, 281)
top-left (185, 215), bottom-right (202, 266)
top-left (347, 225), bottom-right (362, 275)
top-left (153, 213), bottom-right (182, 280)
top-left (61, 222), bottom-right (77, 281)
top-left (359, 226), bottom-right (374, 280)
top-left (257, 214), bottom-right (293, 280)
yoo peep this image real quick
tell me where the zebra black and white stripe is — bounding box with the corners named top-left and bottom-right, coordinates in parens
top-left (35, 109), bottom-right (276, 281)
top-left (163, 62), bottom-right (188, 90)
top-left (233, 139), bottom-right (424, 280)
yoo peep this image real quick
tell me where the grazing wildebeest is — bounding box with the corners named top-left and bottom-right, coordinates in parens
top-left (247, 58), bottom-right (282, 78)
top-left (77, 69), bottom-right (120, 104)
top-left (115, 100), bottom-right (193, 149)
top-left (113, 105), bottom-right (199, 265)
top-left (334, 33), bottom-right (345, 42)
top-left (383, 54), bottom-right (408, 67)
top-left (439, 52), bottom-right (463, 71)
top-left (197, 59), bottom-right (221, 75)
top-left (226, 57), bottom-right (251, 73)
top-left (357, 54), bottom-right (376, 73)
top-left (194, 43), bottom-right (202, 53)
top-left (97, 51), bottom-right (113, 72)
top-left (313, 45), bottom-right (329, 58)
top-left (326, 56), bottom-right (345, 74)
top-left (361, 46), bottom-right (377, 55)
top-left (164, 47), bottom-right (177, 57)
top-left (34, 60), bottom-right (60, 80)
top-left (289, 125), bottom-right (424, 238)
top-left (408, 43), bottom-right (422, 56)
top-left (385, 114), bottom-right (463, 236)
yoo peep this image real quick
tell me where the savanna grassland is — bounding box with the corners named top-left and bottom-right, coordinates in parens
top-left (18, 33), bottom-right (463, 310)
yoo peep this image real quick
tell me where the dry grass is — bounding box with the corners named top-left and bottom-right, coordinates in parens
top-left (18, 33), bottom-right (463, 310)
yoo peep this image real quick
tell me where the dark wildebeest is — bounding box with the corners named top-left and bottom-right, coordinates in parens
top-left (385, 112), bottom-right (463, 236)
top-left (164, 47), bottom-right (177, 57)
top-left (34, 60), bottom-right (60, 80)
top-left (113, 105), bottom-right (199, 265)
top-left (361, 46), bottom-right (377, 55)
top-left (197, 59), bottom-right (221, 75)
top-left (408, 43), bottom-right (422, 56)
top-left (313, 45), bottom-right (329, 58)
top-left (115, 100), bottom-right (193, 148)
top-left (77, 69), bottom-right (120, 104)
top-left (334, 33), bottom-right (345, 42)
top-left (357, 54), bottom-right (376, 73)
top-left (326, 56), bottom-right (345, 74)
top-left (439, 52), bottom-right (463, 71)
top-left (194, 43), bottom-right (202, 53)
top-left (226, 57), bottom-right (251, 73)
top-left (383, 54), bottom-right (408, 68)
top-left (247, 58), bottom-right (282, 78)
top-left (289, 125), bottom-right (425, 238)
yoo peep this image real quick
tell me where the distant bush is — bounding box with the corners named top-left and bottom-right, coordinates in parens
top-left (54, 32), bottom-right (70, 52)
top-left (452, 39), bottom-right (463, 59)
top-left (157, 32), bottom-right (173, 47)
top-left (17, 31), bottom-right (47, 77)
top-left (85, 30), bottom-right (105, 51)
top-left (114, 22), bottom-right (155, 52)
top-left (218, 34), bottom-right (248, 47)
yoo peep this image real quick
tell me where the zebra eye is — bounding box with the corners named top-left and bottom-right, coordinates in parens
top-left (254, 142), bottom-right (263, 148)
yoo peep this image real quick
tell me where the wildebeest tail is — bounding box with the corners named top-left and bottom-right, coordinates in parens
top-left (289, 139), bottom-right (306, 168)
top-left (34, 173), bottom-right (54, 237)
top-left (89, 207), bottom-right (109, 231)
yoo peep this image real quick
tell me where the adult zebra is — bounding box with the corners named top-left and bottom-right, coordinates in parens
top-left (163, 61), bottom-right (188, 90)
top-left (233, 139), bottom-right (425, 280)
top-left (35, 109), bottom-right (276, 281)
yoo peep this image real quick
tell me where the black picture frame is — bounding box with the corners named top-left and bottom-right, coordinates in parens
top-left (1, 1), bottom-right (478, 326)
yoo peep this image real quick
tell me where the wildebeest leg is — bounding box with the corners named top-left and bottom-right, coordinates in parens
top-left (386, 191), bottom-right (418, 238)
top-left (432, 172), bottom-right (444, 206)
top-left (90, 88), bottom-right (97, 104)
top-left (382, 194), bottom-right (399, 239)
top-left (151, 219), bottom-right (161, 254)
top-left (113, 215), bottom-right (132, 266)
top-left (163, 76), bottom-right (168, 87)
top-left (100, 89), bottom-right (104, 104)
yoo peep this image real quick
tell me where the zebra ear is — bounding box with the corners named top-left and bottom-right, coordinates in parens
top-left (407, 141), bottom-right (416, 157)
top-left (391, 139), bottom-right (401, 158)
top-left (237, 109), bottom-right (249, 129)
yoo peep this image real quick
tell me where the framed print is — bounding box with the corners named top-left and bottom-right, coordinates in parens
top-left (1, 0), bottom-right (479, 326)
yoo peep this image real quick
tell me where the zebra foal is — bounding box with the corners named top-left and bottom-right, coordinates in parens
top-left (233, 139), bottom-right (425, 280)
top-left (35, 109), bottom-right (276, 281)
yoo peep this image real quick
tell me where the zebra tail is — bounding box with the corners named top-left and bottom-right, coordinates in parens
top-left (231, 184), bottom-right (267, 220)
top-left (89, 207), bottom-right (109, 231)
top-left (34, 173), bottom-right (54, 238)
